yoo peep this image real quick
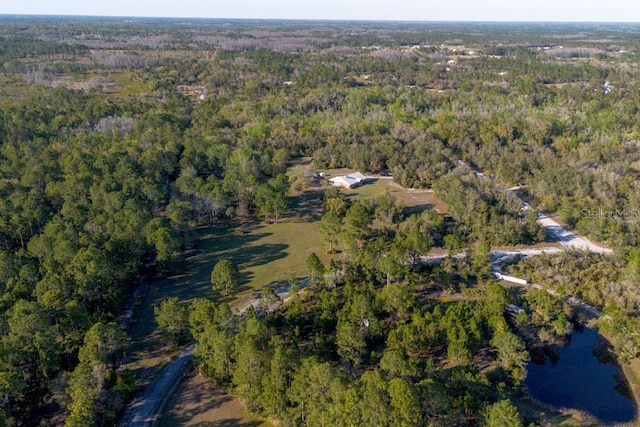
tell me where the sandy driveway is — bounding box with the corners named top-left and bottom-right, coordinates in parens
top-left (536, 213), bottom-right (612, 254)
top-left (121, 344), bottom-right (195, 427)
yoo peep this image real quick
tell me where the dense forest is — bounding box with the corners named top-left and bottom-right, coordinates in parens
top-left (1, 16), bottom-right (640, 426)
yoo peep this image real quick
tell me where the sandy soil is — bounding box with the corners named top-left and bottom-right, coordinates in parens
top-left (158, 370), bottom-right (270, 427)
top-left (536, 213), bottom-right (612, 254)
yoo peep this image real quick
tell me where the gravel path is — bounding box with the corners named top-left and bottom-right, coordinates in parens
top-left (120, 345), bottom-right (195, 427)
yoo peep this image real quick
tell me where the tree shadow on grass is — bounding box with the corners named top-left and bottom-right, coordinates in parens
top-left (133, 221), bottom-right (291, 341)
top-left (288, 190), bottom-right (324, 223)
top-left (188, 228), bottom-right (276, 269)
top-left (135, 226), bottom-right (281, 321)
top-left (403, 203), bottom-right (434, 215)
top-left (200, 225), bottom-right (290, 276)
top-left (193, 227), bottom-right (273, 263)
top-left (233, 242), bottom-right (289, 284)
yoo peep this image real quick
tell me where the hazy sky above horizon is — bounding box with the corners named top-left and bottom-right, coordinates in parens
top-left (1, 0), bottom-right (640, 22)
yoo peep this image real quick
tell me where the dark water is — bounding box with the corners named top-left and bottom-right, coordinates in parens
top-left (526, 327), bottom-right (637, 424)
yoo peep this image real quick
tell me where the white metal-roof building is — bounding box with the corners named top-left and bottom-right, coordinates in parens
top-left (327, 172), bottom-right (371, 189)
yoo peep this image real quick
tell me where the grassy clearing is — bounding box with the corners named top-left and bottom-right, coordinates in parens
top-left (125, 189), bottom-right (331, 394)
top-left (319, 170), bottom-right (449, 215)
top-left (195, 190), bottom-right (332, 309)
top-left (349, 178), bottom-right (448, 214)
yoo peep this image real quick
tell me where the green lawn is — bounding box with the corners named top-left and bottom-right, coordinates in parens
top-left (192, 190), bottom-right (332, 308)
top-left (125, 188), bottom-right (331, 389)
top-left (341, 177), bottom-right (449, 214)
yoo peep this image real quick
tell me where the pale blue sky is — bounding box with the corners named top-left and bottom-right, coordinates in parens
top-left (1, 0), bottom-right (639, 22)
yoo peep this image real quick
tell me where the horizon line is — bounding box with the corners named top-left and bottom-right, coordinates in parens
top-left (0, 13), bottom-right (639, 25)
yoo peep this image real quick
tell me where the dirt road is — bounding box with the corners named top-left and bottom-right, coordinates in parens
top-left (536, 213), bottom-right (612, 254)
top-left (120, 344), bottom-right (195, 427)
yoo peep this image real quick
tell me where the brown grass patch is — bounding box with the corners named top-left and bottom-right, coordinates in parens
top-left (158, 370), bottom-right (271, 427)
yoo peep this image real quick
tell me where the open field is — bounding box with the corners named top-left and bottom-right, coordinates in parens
top-left (124, 188), bottom-right (331, 417)
top-left (196, 194), bottom-right (333, 309)
top-left (125, 189), bottom-right (329, 364)
top-left (346, 179), bottom-right (449, 214)
top-left (320, 168), bottom-right (449, 214)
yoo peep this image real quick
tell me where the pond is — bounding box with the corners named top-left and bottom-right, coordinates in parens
top-left (526, 326), bottom-right (637, 424)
